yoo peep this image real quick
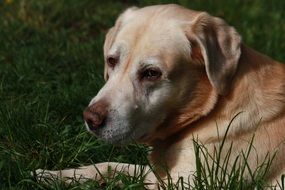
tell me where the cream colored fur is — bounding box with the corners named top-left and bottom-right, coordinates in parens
top-left (36, 4), bottom-right (285, 189)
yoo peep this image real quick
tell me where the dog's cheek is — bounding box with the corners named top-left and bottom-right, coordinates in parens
top-left (145, 83), bottom-right (173, 112)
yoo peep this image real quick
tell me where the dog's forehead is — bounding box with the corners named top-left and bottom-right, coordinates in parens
top-left (123, 4), bottom-right (201, 22)
top-left (114, 8), bottom-right (195, 66)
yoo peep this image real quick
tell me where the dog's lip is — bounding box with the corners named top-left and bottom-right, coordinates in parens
top-left (85, 124), bottom-right (134, 144)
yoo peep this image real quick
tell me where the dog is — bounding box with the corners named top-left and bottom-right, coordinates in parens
top-left (36, 4), bottom-right (285, 188)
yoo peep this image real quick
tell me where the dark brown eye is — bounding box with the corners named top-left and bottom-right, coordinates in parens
top-left (107, 56), bottom-right (118, 68)
top-left (140, 68), bottom-right (162, 81)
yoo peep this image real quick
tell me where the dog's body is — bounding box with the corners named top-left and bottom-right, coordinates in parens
top-left (36, 4), bottom-right (285, 188)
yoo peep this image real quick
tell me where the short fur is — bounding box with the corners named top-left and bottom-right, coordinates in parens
top-left (36, 4), bottom-right (285, 188)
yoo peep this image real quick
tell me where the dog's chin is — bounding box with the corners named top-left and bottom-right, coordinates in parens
top-left (100, 134), bottom-right (134, 145)
top-left (87, 126), bottom-right (136, 145)
top-left (85, 119), bottom-right (155, 145)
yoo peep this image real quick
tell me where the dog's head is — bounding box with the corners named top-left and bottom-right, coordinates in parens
top-left (83, 4), bottom-right (241, 144)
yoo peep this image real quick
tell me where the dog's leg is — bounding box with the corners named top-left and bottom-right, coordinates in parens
top-left (35, 162), bottom-right (157, 188)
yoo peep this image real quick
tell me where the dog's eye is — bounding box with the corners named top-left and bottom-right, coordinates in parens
top-left (107, 56), bottom-right (118, 68)
top-left (140, 68), bottom-right (162, 81)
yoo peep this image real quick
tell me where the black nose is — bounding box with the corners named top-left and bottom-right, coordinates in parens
top-left (83, 101), bottom-right (108, 131)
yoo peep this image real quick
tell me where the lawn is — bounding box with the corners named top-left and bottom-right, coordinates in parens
top-left (0, 0), bottom-right (284, 189)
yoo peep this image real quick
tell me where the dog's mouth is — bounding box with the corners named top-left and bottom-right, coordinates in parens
top-left (86, 123), bottom-right (134, 145)
top-left (84, 110), bottom-right (158, 145)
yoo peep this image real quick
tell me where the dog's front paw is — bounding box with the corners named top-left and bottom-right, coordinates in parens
top-left (32, 169), bottom-right (61, 183)
top-left (32, 166), bottom-right (101, 184)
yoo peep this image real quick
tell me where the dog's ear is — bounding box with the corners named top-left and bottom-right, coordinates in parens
top-left (186, 12), bottom-right (241, 95)
top-left (103, 7), bottom-right (138, 81)
top-left (103, 26), bottom-right (118, 81)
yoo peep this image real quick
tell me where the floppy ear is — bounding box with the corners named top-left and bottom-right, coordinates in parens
top-left (103, 7), bottom-right (138, 81)
top-left (186, 12), bottom-right (241, 95)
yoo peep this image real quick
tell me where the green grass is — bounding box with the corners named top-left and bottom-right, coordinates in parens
top-left (0, 0), bottom-right (284, 189)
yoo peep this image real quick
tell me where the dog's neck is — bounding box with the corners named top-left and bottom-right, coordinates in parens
top-left (210, 45), bottom-right (285, 141)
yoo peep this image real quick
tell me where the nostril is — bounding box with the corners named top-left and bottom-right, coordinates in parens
top-left (86, 120), bottom-right (96, 131)
top-left (83, 109), bottom-right (106, 131)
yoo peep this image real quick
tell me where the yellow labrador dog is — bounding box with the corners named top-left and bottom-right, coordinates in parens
top-left (36, 4), bottom-right (285, 188)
